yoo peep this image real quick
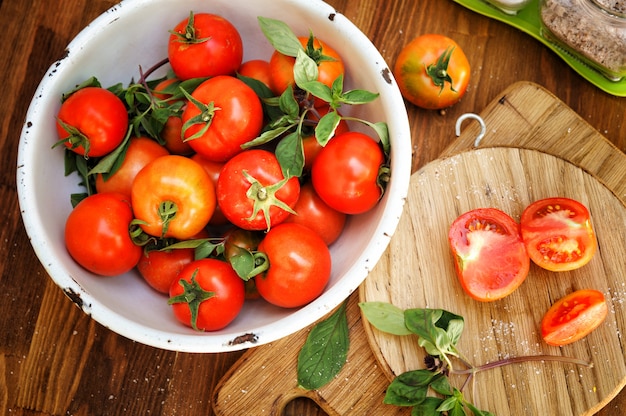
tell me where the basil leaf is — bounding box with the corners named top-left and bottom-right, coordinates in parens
top-left (315, 110), bottom-right (342, 147)
top-left (294, 49), bottom-right (319, 88)
top-left (297, 301), bottom-right (349, 390)
top-left (299, 80), bottom-right (332, 102)
top-left (383, 369), bottom-right (433, 406)
top-left (413, 396), bottom-right (446, 416)
top-left (87, 132), bottom-right (131, 176)
top-left (275, 131), bottom-right (304, 179)
top-left (429, 373), bottom-right (453, 396)
top-left (359, 301), bottom-right (412, 336)
top-left (257, 16), bottom-right (302, 57)
top-left (341, 89), bottom-right (380, 105)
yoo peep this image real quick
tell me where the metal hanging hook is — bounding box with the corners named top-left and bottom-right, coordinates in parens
top-left (455, 113), bottom-right (486, 147)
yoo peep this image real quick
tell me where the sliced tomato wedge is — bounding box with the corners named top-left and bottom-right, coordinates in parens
top-left (520, 197), bottom-right (597, 272)
top-left (541, 289), bottom-right (608, 346)
top-left (448, 208), bottom-right (530, 302)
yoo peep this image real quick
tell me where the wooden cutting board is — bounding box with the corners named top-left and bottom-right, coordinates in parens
top-left (213, 81), bottom-right (626, 415)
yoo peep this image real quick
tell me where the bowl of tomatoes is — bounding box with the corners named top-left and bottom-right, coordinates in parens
top-left (16, 0), bottom-right (412, 352)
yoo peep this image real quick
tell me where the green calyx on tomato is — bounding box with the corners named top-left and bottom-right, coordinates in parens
top-left (169, 11), bottom-right (210, 44)
top-left (168, 268), bottom-right (215, 331)
top-left (179, 88), bottom-right (219, 141)
top-left (426, 46), bottom-right (457, 95)
top-left (243, 170), bottom-right (298, 232)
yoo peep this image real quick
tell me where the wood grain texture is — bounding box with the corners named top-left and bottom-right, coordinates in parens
top-left (361, 82), bottom-right (626, 415)
top-left (2, 0), bottom-right (626, 414)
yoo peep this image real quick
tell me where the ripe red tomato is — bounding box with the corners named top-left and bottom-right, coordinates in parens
top-left (137, 247), bottom-right (195, 294)
top-left (95, 136), bottom-right (169, 199)
top-left (56, 86), bottom-right (128, 157)
top-left (190, 154), bottom-right (229, 226)
top-left (284, 182), bottom-right (346, 245)
top-left (131, 155), bottom-right (216, 239)
top-left (216, 149), bottom-right (300, 231)
top-left (541, 289), bottom-right (608, 346)
top-left (65, 193), bottom-right (141, 276)
top-left (255, 223), bottom-right (331, 308)
top-left (181, 75), bottom-right (263, 162)
top-left (167, 12), bottom-right (243, 80)
top-left (448, 208), bottom-right (530, 302)
top-left (238, 59), bottom-right (272, 88)
top-left (394, 34), bottom-right (470, 110)
top-left (311, 132), bottom-right (384, 215)
top-left (269, 36), bottom-right (344, 101)
top-left (168, 258), bottom-right (245, 331)
top-left (520, 197), bottom-right (597, 272)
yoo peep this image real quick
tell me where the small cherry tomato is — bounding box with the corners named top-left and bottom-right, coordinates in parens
top-left (95, 136), bottom-right (169, 199)
top-left (311, 131), bottom-right (385, 215)
top-left (255, 223), bottom-right (331, 308)
top-left (238, 59), bottom-right (272, 88)
top-left (56, 86), bottom-right (128, 157)
top-left (269, 36), bottom-right (344, 105)
top-left (65, 193), bottom-right (141, 276)
top-left (137, 246), bottom-right (195, 294)
top-left (217, 149), bottom-right (300, 231)
top-left (160, 114), bottom-right (193, 155)
top-left (394, 34), bottom-right (470, 110)
top-left (167, 12), bottom-right (243, 80)
top-left (169, 258), bottom-right (245, 331)
top-left (284, 182), bottom-right (346, 245)
top-left (131, 155), bottom-right (216, 240)
top-left (541, 289), bottom-right (608, 346)
top-left (521, 197), bottom-right (597, 272)
top-left (448, 208), bottom-right (530, 302)
top-left (181, 75), bottom-right (263, 162)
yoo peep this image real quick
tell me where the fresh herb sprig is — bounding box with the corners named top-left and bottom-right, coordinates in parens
top-left (359, 301), bottom-right (593, 416)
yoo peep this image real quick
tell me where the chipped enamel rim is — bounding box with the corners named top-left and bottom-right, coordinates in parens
top-left (16, 0), bottom-right (411, 353)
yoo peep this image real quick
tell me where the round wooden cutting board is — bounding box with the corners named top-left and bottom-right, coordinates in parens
top-left (360, 87), bottom-right (626, 415)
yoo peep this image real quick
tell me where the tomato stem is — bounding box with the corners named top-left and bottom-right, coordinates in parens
top-left (425, 46), bottom-right (458, 95)
top-left (168, 269), bottom-right (215, 331)
top-left (242, 170), bottom-right (297, 232)
top-left (158, 200), bottom-right (178, 238)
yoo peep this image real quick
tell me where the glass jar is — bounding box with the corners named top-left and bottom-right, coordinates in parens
top-left (540, 0), bottom-right (626, 81)
top-left (484, 0), bottom-right (533, 15)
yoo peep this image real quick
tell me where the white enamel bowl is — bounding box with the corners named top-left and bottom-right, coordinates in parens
top-left (16, 0), bottom-right (411, 352)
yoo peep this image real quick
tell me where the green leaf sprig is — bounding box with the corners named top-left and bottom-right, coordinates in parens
top-left (251, 16), bottom-right (390, 179)
top-left (359, 302), bottom-right (594, 416)
top-left (297, 300), bottom-right (350, 390)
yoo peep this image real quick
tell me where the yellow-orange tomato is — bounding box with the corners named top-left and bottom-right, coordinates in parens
top-left (131, 155), bottom-right (216, 240)
top-left (394, 34), bottom-right (470, 110)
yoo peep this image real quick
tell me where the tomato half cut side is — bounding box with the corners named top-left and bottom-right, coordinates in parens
top-left (541, 289), bottom-right (608, 346)
top-left (448, 208), bottom-right (530, 302)
top-left (520, 197), bottom-right (597, 272)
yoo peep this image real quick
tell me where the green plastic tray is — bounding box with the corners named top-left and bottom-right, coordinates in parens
top-left (453, 0), bottom-right (626, 97)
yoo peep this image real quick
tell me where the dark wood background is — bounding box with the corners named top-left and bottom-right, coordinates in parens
top-left (2, 0), bottom-right (625, 414)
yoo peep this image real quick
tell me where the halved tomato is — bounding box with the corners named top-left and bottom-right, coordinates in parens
top-left (448, 208), bottom-right (530, 302)
top-left (541, 289), bottom-right (608, 346)
top-left (520, 197), bottom-right (597, 272)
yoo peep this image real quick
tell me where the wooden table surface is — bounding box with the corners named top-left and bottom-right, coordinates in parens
top-left (2, 0), bottom-right (626, 415)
